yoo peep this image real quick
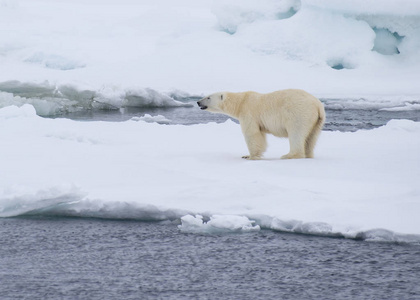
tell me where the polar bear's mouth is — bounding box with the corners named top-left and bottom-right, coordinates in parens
top-left (197, 102), bottom-right (208, 110)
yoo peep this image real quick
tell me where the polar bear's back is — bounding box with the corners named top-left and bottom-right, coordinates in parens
top-left (239, 89), bottom-right (320, 109)
top-left (263, 89), bottom-right (319, 105)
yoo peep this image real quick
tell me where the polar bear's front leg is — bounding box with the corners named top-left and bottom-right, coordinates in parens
top-left (240, 122), bottom-right (267, 160)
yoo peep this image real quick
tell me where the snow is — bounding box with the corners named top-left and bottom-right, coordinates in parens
top-left (0, 0), bottom-right (420, 100)
top-left (0, 105), bottom-right (419, 243)
top-left (0, 1), bottom-right (419, 242)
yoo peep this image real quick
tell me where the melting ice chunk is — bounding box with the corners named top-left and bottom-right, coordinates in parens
top-left (178, 215), bottom-right (261, 234)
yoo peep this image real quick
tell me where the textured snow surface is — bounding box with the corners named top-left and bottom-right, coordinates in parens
top-left (1, 105), bottom-right (419, 242)
top-left (0, 0), bottom-right (419, 98)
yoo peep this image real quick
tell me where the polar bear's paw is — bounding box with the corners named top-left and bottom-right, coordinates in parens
top-left (242, 155), bottom-right (262, 160)
top-left (281, 153), bottom-right (305, 159)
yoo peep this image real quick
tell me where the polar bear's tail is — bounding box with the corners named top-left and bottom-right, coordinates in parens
top-left (305, 105), bottom-right (326, 158)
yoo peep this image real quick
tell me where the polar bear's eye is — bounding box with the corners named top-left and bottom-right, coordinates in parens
top-left (220, 95), bottom-right (223, 100)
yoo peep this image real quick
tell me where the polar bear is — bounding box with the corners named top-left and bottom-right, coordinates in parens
top-left (197, 89), bottom-right (325, 159)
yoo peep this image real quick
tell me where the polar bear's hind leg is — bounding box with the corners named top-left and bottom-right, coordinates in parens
top-left (305, 110), bottom-right (325, 158)
top-left (281, 131), bottom-right (306, 159)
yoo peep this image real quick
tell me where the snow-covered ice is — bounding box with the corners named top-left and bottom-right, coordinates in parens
top-left (1, 0), bottom-right (420, 107)
top-left (0, 0), bottom-right (419, 242)
top-left (179, 215), bottom-right (261, 234)
top-left (0, 105), bottom-right (419, 242)
top-left (131, 114), bottom-right (171, 124)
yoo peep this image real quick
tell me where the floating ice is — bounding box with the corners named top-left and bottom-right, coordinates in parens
top-left (380, 103), bottom-right (420, 112)
top-left (123, 88), bottom-right (187, 108)
top-left (178, 215), bottom-right (261, 234)
top-left (131, 114), bottom-right (171, 124)
top-left (0, 81), bottom-right (191, 116)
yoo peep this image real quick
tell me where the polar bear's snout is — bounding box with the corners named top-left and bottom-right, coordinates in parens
top-left (197, 99), bottom-right (208, 110)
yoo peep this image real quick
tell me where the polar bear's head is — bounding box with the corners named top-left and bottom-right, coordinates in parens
top-left (197, 92), bottom-right (226, 113)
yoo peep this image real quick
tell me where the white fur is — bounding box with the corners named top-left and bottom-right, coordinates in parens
top-left (197, 89), bottom-right (325, 159)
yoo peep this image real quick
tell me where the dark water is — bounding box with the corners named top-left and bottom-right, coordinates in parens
top-left (52, 101), bottom-right (420, 132)
top-left (1, 217), bottom-right (420, 300)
